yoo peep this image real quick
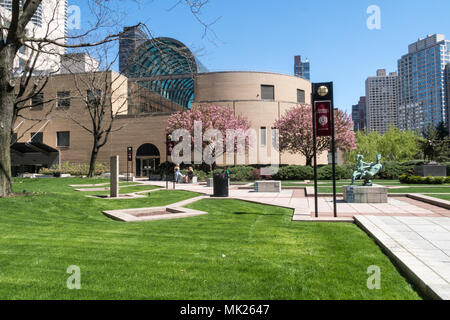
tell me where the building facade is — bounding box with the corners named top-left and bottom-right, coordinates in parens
top-left (0, 0), bottom-right (68, 73)
top-left (398, 34), bottom-right (450, 132)
top-left (351, 96), bottom-right (366, 132)
top-left (294, 55), bottom-right (310, 80)
top-left (192, 71), bottom-right (328, 166)
top-left (365, 69), bottom-right (399, 134)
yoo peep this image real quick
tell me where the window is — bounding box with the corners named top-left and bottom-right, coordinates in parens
top-left (31, 93), bottom-right (44, 109)
top-left (271, 128), bottom-right (279, 150)
top-left (30, 132), bottom-right (43, 144)
top-left (57, 131), bottom-right (70, 147)
top-left (297, 89), bottom-right (305, 103)
top-left (87, 89), bottom-right (102, 107)
top-left (260, 127), bottom-right (267, 147)
top-left (57, 91), bottom-right (71, 108)
top-left (261, 85), bottom-right (274, 100)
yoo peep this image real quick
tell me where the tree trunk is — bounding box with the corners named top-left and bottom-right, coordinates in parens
top-left (87, 140), bottom-right (99, 178)
top-left (0, 52), bottom-right (15, 197)
top-left (305, 155), bottom-right (313, 167)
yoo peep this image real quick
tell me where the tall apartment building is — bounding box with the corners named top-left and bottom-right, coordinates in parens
top-left (0, 0), bottom-right (68, 73)
top-left (398, 34), bottom-right (450, 132)
top-left (294, 55), bottom-right (310, 80)
top-left (446, 63), bottom-right (450, 130)
top-left (352, 96), bottom-right (367, 132)
top-left (365, 69), bottom-right (400, 134)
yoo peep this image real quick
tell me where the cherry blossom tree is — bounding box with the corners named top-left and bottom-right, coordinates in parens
top-left (273, 104), bottom-right (356, 166)
top-left (166, 105), bottom-right (251, 170)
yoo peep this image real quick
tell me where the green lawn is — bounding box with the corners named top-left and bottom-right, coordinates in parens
top-left (428, 194), bottom-right (450, 201)
top-left (0, 178), bottom-right (421, 299)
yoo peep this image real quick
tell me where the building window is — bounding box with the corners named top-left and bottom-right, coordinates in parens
top-left (260, 127), bottom-right (267, 147)
top-left (57, 91), bottom-right (71, 108)
top-left (30, 132), bottom-right (43, 144)
top-left (57, 131), bottom-right (70, 147)
top-left (87, 89), bottom-right (102, 107)
top-left (261, 85), bottom-right (274, 100)
top-left (31, 93), bottom-right (44, 109)
top-left (297, 89), bottom-right (305, 103)
top-left (271, 128), bottom-right (278, 149)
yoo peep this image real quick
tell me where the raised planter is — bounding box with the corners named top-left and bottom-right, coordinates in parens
top-left (254, 181), bottom-right (281, 193)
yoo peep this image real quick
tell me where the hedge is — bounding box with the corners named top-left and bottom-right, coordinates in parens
top-left (399, 174), bottom-right (450, 184)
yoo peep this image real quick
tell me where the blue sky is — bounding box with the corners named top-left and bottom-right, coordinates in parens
top-left (72, 0), bottom-right (450, 113)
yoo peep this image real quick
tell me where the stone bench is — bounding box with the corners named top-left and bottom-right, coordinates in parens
top-left (254, 180), bottom-right (281, 193)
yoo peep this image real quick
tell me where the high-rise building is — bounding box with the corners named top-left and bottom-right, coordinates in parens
top-left (398, 34), bottom-right (450, 132)
top-left (446, 63), bottom-right (450, 130)
top-left (119, 26), bottom-right (148, 75)
top-left (352, 96), bottom-right (367, 132)
top-left (0, 0), bottom-right (68, 73)
top-left (365, 69), bottom-right (400, 134)
top-left (294, 55), bottom-right (310, 80)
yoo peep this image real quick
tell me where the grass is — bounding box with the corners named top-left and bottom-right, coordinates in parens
top-left (428, 194), bottom-right (450, 201)
top-left (0, 178), bottom-right (421, 299)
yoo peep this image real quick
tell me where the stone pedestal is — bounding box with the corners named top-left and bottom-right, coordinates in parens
top-left (254, 181), bottom-right (281, 193)
top-left (414, 165), bottom-right (447, 177)
top-left (206, 178), bottom-right (213, 187)
top-left (343, 185), bottom-right (387, 203)
top-left (110, 156), bottom-right (119, 198)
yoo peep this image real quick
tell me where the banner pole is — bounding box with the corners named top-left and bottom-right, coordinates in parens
top-left (312, 94), bottom-right (319, 218)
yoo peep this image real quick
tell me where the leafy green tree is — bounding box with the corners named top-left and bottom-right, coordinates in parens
top-left (346, 127), bottom-right (421, 163)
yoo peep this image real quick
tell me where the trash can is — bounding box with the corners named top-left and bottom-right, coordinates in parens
top-left (213, 173), bottom-right (229, 197)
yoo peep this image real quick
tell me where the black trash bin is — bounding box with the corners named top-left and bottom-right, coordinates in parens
top-left (213, 173), bottom-right (229, 197)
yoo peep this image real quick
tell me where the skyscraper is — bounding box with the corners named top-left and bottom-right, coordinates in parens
top-left (446, 63), bottom-right (450, 130)
top-left (365, 69), bottom-right (400, 134)
top-left (398, 34), bottom-right (450, 132)
top-left (352, 96), bottom-right (367, 132)
top-left (0, 0), bottom-right (68, 73)
top-left (119, 26), bottom-right (148, 75)
top-left (294, 55), bottom-right (310, 80)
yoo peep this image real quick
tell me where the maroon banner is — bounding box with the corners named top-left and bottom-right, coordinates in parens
top-left (167, 141), bottom-right (174, 156)
top-left (127, 147), bottom-right (133, 162)
top-left (314, 101), bottom-right (332, 137)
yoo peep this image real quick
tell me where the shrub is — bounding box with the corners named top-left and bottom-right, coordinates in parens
top-left (39, 162), bottom-right (109, 176)
top-left (228, 166), bottom-right (255, 181)
top-left (378, 162), bottom-right (415, 179)
top-left (274, 165), bottom-right (314, 180)
top-left (317, 165), bottom-right (352, 180)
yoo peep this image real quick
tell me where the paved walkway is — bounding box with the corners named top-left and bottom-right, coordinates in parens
top-left (356, 215), bottom-right (450, 300)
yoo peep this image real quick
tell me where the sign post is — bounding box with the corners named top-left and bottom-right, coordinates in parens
top-left (126, 147), bottom-right (133, 182)
top-left (311, 82), bottom-right (337, 218)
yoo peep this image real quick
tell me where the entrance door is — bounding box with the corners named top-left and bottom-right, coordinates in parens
top-left (136, 143), bottom-right (161, 177)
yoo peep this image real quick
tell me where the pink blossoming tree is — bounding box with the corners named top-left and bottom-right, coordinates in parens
top-left (166, 105), bottom-right (251, 169)
top-left (273, 104), bottom-right (356, 166)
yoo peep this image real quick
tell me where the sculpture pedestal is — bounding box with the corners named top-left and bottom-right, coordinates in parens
top-left (343, 185), bottom-right (387, 203)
